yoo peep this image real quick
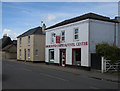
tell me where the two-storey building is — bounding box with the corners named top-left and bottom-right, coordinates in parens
top-left (17, 24), bottom-right (46, 62)
top-left (45, 13), bottom-right (120, 69)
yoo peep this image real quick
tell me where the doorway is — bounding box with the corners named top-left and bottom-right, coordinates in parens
top-left (24, 49), bottom-right (26, 60)
top-left (60, 49), bottom-right (66, 66)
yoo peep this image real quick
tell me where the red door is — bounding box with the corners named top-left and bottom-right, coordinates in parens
top-left (60, 49), bottom-right (66, 66)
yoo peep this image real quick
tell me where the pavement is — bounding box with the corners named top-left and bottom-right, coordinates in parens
top-left (5, 59), bottom-right (120, 83)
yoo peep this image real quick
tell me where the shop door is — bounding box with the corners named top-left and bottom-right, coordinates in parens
top-left (60, 49), bottom-right (66, 66)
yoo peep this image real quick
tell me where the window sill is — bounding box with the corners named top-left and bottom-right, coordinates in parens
top-left (74, 39), bottom-right (79, 41)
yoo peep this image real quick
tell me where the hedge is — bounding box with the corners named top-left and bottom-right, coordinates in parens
top-left (96, 43), bottom-right (120, 64)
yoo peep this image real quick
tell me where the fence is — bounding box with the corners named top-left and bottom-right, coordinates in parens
top-left (101, 57), bottom-right (120, 73)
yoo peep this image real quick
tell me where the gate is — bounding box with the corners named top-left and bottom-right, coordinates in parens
top-left (91, 53), bottom-right (101, 70)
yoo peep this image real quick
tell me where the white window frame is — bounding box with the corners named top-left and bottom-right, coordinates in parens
top-left (28, 49), bottom-right (30, 58)
top-left (51, 33), bottom-right (55, 43)
top-left (50, 49), bottom-right (54, 61)
top-left (61, 31), bottom-right (65, 42)
top-left (74, 28), bottom-right (79, 41)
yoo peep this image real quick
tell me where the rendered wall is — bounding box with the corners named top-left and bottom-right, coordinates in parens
top-left (46, 19), bottom-right (90, 67)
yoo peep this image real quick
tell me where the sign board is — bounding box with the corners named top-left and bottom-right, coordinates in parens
top-left (56, 36), bottom-right (60, 43)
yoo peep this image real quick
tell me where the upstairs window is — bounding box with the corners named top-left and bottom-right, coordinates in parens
top-left (28, 36), bottom-right (30, 45)
top-left (61, 31), bottom-right (65, 42)
top-left (19, 49), bottom-right (21, 58)
top-left (19, 38), bottom-right (22, 47)
top-left (51, 33), bottom-right (55, 43)
top-left (74, 28), bottom-right (79, 40)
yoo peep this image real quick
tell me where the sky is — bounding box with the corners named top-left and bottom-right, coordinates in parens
top-left (1, 2), bottom-right (119, 40)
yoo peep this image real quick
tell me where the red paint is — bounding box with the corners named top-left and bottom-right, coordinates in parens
top-left (56, 36), bottom-right (60, 43)
top-left (72, 48), bottom-right (81, 66)
top-left (46, 41), bottom-right (88, 48)
top-left (59, 49), bottom-right (66, 66)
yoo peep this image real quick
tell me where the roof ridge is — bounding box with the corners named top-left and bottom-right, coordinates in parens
top-left (46, 12), bottom-right (117, 30)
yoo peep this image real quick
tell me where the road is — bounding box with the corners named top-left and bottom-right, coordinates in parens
top-left (2, 60), bottom-right (119, 89)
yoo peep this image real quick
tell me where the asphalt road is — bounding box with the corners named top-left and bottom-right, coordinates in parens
top-left (2, 60), bottom-right (119, 89)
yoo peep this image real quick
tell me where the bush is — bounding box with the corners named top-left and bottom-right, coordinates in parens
top-left (96, 43), bottom-right (120, 64)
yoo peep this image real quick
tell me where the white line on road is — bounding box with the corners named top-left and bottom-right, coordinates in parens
top-left (39, 73), bottom-right (69, 82)
top-left (22, 68), bottom-right (32, 72)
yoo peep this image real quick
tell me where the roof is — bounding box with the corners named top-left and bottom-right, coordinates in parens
top-left (17, 26), bottom-right (44, 38)
top-left (2, 44), bottom-right (13, 51)
top-left (46, 13), bottom-right (118, 30)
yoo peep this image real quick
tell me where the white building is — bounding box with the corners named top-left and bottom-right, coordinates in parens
top-left (45, 13), bottom-right (120, 70)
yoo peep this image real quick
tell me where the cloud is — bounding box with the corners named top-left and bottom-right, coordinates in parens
top-left (2, 29), bottom-right (18, 40)
top-left (46, 14), bottom-right (56, 22)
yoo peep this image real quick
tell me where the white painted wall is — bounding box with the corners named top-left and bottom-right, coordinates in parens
top-left (46, 19), bottom-right (90, 67)
top-left (89, 19), bottom-right (117, 53)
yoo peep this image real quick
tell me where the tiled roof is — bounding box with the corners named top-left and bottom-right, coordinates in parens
top-left (46, 13), bottom-right (118, 30)
top-left (17, 26), bottom-right (44, 38)
top-left (2, 44), bottom-right (13, 51)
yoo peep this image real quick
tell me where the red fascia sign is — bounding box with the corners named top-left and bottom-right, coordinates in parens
top-left (56, 36), bottom-right (60, 43)
top-left (46, 41), bottom-right (88, 48)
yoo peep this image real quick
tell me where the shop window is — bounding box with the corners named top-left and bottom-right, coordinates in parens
top-left (35, 49), bottom-right (38, 56)
top-left (28, 36), bottom-right (30, 45)
top-left (49, 49), bottom-right (54, 62)
top-left (74, 28), bottom-right (79, 40)
top-left (19, 49), bottom-right (21, 58)
top-left (72, 48), bottom-right (81, 65)
top-left (28, 49), bottom-right (30, 58)
top-left (61, 31), bottom-right (65, 42)
top-left (19, 38), bottom-right (22, 47)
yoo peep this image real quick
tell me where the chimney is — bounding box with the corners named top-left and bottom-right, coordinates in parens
top-left (115, 17), bottom-right (120, 22)
top-left (42, 23), bottom-right (46, 32)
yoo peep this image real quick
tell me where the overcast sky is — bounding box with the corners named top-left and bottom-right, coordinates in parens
top-left (1, 2), bottom-right (119, 40)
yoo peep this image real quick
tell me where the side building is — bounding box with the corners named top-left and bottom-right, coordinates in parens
top-left (45, 13), bottom-right (120, 70)
top-left (17, 25), bottom-right (46, 62)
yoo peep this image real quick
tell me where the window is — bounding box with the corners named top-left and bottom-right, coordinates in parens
top-left (74, 28), bottom-right (79, 40)
top-left (19, 38), bottom-right (22, 47)
top-left (28, 49), bottom-right (30, 58)
top-left (51, 33), bottom-right (55, 43)
top-left (72, 48), bottom-right (81, 65)
top-left (61, 31), bottom-right (65, 42)
top-left (19, 49), bottom-right (21, 58)
top-left (49, 49), bottom-right (54, 61)
top-left (35, 49), bottom-right (38, 56)
top-left (28, 36), bottom-right (30, 45)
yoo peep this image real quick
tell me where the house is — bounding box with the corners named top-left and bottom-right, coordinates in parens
top-left (45, 13), bottom-right (120, 70)
top-left (17, 24), bottom-right (46, 62)
top-left (0, 35), bottom-right (17, 60)
top-left (2, 40), bottom-right (17, 60)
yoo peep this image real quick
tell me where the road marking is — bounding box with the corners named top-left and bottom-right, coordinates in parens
top-left (40, 73), bottom-right (69, 82)
top-left (22, 68), bottom-right (32, 72)
top-left (89, 86), bottom-right (99, 89)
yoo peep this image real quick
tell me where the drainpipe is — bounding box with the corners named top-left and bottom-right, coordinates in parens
top-left (114, 23), bottom-right (116, 46)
